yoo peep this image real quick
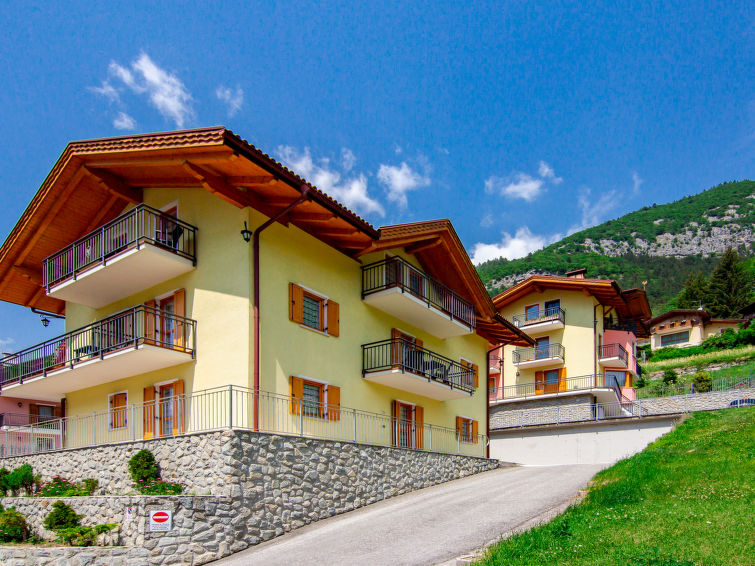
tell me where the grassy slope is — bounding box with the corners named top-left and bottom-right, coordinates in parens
top-left (476, 180), bottom-right (755, 312)
top-left (478, 408), bottom-right (755, 566)
top-left (642, 345), bottom-right (755, 372)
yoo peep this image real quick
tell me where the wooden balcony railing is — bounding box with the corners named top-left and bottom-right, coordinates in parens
top-left (43, 204), bottom-right (197, 291)
top-left (361, 257), bottom-right (475, 329)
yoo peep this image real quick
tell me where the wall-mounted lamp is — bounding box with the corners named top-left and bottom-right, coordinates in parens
top-left (240, 221), bottom-right (252, 243)
top-left (40, 316), bottom-right (50, 328)
top-left (17, 402), bottom-right (22, 408)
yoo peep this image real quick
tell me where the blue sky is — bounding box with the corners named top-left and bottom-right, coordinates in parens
top-left (0, 1), bottom-right (753, 351)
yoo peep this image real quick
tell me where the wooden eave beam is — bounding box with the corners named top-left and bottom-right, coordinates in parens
top-left (287, 212), bottom-right (335, 223)
top-left (182, 161), bottom-right (248, 209)
top-left (11, 265), bottom-right (43, 286)
top-left (405, 237), bottom-right (442, 255)
top-left (317, 227), bottom-right (360, 236)
top-left (82, 166), bottom-right (143, 205)
top-left (84, 150), bottom-right (236, 168)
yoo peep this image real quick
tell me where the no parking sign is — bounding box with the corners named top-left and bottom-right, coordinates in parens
top-left (149, 510), bottom-right (172, 532)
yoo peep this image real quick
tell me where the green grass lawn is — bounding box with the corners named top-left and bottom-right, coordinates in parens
top-left (642, 346), bottom-right (755, 373)
top-left (477, 408), bottom-right (755, 565)
top-left (706, 359), bottom-right (755, 380)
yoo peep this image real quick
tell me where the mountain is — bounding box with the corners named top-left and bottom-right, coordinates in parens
top-left (476, 180), bottom-right (755, 313)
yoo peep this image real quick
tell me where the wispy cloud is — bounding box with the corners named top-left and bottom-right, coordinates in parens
top-left (470, 227), bottom-right (554, 264)
top-left (485, 160), bottom-right (561, 202)
top-left (99, 52), bottom-right (195, 128)
top-left (568, 187), bottom-right (617, 234)
top-left (216, 85), bottom-right (243, 117)
top-left (480, 213), bottom-right (494, 228)
top-left (632, 171), bottom-right (643, 195)
top-left (276, 146), bottom-right (385, 217)
top-left (377, 162), bottom-right (431, 208)
top-left (113, 111), bottom-right (136, 131)
top-left (0, 337), bottom-right (15, 353)
top-left (341, 148), bottom-right (357, 172)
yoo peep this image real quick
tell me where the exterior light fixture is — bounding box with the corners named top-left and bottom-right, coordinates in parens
top-left (240, 221), bottom-right (252, 243)
top-left (40, 316), bottom-right (50, 328)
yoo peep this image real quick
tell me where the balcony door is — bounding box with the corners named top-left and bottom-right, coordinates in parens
top-left (544, 299), bottom-right (560, 317)
top-left (159, 297), bottom-right (175, 347)
top-left (535, 337), bottom-right (550, 359)
top-left (158, 383), bottom-right (175, 437)
top-left (525, 304), bottom-right (540, 322)
top-left (391, 401), bottom-right (423, 450)
top-left (391, 329), bottom-right (423, 373)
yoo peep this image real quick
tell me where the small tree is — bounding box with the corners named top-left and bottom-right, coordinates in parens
top-left (6, 464), bottom-right (35, 496)
top-left (693, 371), bottom-right (713, 393)
top-left (0, 468), bottom-right (9, 496)
top-left (0, 508), bottom-right (30, 542)
top-left (128, 449), bottom-right (160, 484)
top-left (43, 501), bottom-right (81, 532)
top-left (662, 369), bottom-right (678, 385)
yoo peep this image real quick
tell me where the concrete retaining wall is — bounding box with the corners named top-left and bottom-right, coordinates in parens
top-left (637, 386), bottom-right (755, 415)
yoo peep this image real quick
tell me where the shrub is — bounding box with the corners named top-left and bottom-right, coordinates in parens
top-left (43, 501), bottom-right (81, 531)
top-left (128, 449), bottom-right (160, 484)
top-left (663, 369), bottom-right (678, 384)
top-left (54, 524), bottom-right (117, 547)
top-left (135, 478), bottom-right (184, 495)
top-left (0, 508), bottom-right (30, 542)
top-left (6, 464), bottom-right (35, 496)
top-left (82, 478), bottom-right (98, 496)
top-left (635, 375), bottom-right (646, 388)
top-left (38, 476), bottom-right (82, 497)
top-left (0, 468), bottom-right (9, 496)
top-left (693, 371), bottom-right (713, 393)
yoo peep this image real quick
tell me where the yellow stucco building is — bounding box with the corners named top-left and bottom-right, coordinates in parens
top-left (648, 309), bottom-right (746, 350)
top-left (0, 128), bottom-right (531, 456)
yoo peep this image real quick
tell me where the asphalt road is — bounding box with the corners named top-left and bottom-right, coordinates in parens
top-left (214, 464), bottom-right (603, 566)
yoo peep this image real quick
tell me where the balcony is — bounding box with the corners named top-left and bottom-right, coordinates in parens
top-left (362, 338), bottom-right (476, 401)
top-left (599, 343), bottom-right (629, 369)
top-left (0, 306), bottom-right (196, 402)
top-left (361, 257), bottom-right (475, 339)
top-left (43, 204), bottom-right (197, 308)
top-left (511, 307), bottom-right (565, 335)
top-left (512, 343), bottom-right (565, 369)
top-left (489, 373), bottom-right (628, 406)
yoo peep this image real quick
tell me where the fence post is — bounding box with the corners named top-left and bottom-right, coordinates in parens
top-left (131, 404), bottom-right (136, 442)
top-left (428, 424), bottom-right (433, 451)
top-left (685, 394), bottom-right (688, 413)
top-left (30, 422), bottom-right (35, 454)
top-left (520, 410), bottom-right (524, 428)
top-left (299, 405), bottom-right (304, 437)
top-left (352, 408), bottom-right (357, 443)
top-left (556, 406), bottom-right (560, 425)
top-left (227, 385), bottom-right (233, 429)
top-left (91, 412), bottom-right (96, 446)
top-left (457, 433), bottom-right (460, 455)
top-left (638, 398), bottom-right (642, 417)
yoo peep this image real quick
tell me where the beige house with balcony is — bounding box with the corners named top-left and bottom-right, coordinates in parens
top-left (648, 309), bottom-right (746, 350)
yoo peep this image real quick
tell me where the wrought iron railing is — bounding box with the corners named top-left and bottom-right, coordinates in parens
top-left (0, 386), bottom-right (487, 458)
top-left (362, 338), bottom-right (477, 394)
top-left (489, 373), bottom-right (624, 402)
top-left (512, 343), bottom-right (565, 364)
top-left (43, 204), bottom-right (198, 291)
top-left (599, 343), bottom-right (629, 365)
top-left (512, 306), bottom-right (565, 328)
top-left (361, 257), bottom-right (475, 329)
top-left (0, 305), bottom-right (196, 387)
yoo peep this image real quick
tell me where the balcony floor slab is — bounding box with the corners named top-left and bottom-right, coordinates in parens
top-left (364, 369), bottom-right (472, 401)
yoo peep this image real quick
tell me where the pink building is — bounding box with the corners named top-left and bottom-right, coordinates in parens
top-left (0, 394), bottom-right (62, 456)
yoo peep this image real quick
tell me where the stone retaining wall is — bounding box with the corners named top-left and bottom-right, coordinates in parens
top-left (490, 394), bottom-right (596, 429)
top-left (0, 430), bottom-right (498, 565)
top-left (637, 386), bottom-right (755, 415)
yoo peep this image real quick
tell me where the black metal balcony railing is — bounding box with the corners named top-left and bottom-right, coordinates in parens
top-left (599, 343), bottom-right (629, 365)
top-left (0, 305), bottom-right (197, 388)
top-left (362, 338), bottom-right (477, 394)
top-left (361, 257), bottom-right (476, 329)
top-left (43, 204), bottom-right (198, 291)
top-left (512, 307), bottom-right (565, 328)
top-left (489, 373), bottom-right (626, 402)
top-left (512, 343), bottom-right (565, 364)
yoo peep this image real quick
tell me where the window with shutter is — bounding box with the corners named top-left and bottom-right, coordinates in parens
top-left (289, 283), bottom-right (339, 337)
top-left (457, 416), bottom-right (477, 443)
top-left (109, 392), bottom-right (128, 429)
top-left (289, 377), bottom-right (341, 420)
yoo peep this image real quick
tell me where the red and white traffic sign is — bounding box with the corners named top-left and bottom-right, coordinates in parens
top-left (149, 510), bottom-right (172, 532)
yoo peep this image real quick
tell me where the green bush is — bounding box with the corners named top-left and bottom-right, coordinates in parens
top-left (135, 479), bottom-right (184, 495)
top-left (663, 369), bottom-right (678, 384)
top-left (128, 449), bottom-right (160, 484)
top-left (0, 508), bottom-right (30, 542)
top-left (43, 501), bottom-right (81, 531)
top-left (54, 524), bottom-right (117, 547)
top-left (6, 464), bottom-right (36, 496)
top-left (37, 476), bottom-right (98, 497)
top-left (693, 371), bottom-right (713, 393)
top-left (82, 478), bottom-right (98, 496)
top-left (0, 468), bottom-right (9, 496)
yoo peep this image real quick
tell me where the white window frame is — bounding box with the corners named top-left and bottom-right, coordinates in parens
top-left (295, 375), bottom-right (332, 420)
top-left (296, 284), bottom-right (335, 337)
top-left (457, 415), bottom-right (476, 444)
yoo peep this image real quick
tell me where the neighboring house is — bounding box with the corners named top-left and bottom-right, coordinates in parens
top-left (0, 127), bottom-right (531, 455)
top-left (648, 309), bottom-right (746, 350)
top-left (739, 300), bottom-right (755, 323)
top-left (489, 268), bottom-right (651, 408)
top-left (0, 395), bottom-right (62, 455)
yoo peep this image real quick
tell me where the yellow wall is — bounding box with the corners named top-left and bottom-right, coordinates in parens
top-left (496, 289), bottom-right (603, 389)
top-left (60, 190), bottom-right (489, 435)
top-left (704, 321), bottom-right (742, 339)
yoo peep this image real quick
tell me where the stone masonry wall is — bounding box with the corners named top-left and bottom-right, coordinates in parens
top-left (0, 430), bottom-right (498, 565)
top-left (490, 394), bottom-right (596, 429)
top-left (637, 386), bottom-right (755, 415)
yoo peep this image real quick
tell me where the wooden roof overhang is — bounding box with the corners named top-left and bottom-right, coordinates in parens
top-left (492, 275), bottom-right (653, 338)
top-left (359, 220), bottom-right (534, 347)
top-left (0, 127), bottom-right (378, 315)
top-left (648, 309), bottom-right (712, 327)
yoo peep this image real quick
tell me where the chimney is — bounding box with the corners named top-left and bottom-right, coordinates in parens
top-left (565, 268), bottom-right (587, 279)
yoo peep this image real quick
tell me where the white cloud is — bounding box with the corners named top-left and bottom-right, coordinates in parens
top-left (480, 213), bottom-right (494, 228)
top-left (485, 174), bottom-right (544, 201)
top-left (393, 144), bottom-right (403, 155)
top-left (632, 171), bottom-right (643, 195)
top-left (276, 146), bottom-right (385, 217)
top-left (470, 227), bottom-right (552, 264)
top-left (216, 85), bottom-right (244, 117)
top-left (377, 162), bottom-right (431, 208)
top-left (538, 161), bottom-right (563, 184)
top-left (0, 337), bottom-right (15, 353)
top-left (90, 81), bottom-right (121, 104)
top-left (106, 53), bottom-right (195, 128)
top-left (113, 112), bottom-right (136, 130)
top-left (568, 187), bottom-right (617, 234)
top-left (341, 148), bottom-right (356, 172)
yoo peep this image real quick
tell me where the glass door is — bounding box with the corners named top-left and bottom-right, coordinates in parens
top-left (159, 384), bottom-right (174, 436)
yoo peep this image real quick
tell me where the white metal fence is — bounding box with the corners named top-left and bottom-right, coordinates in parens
top-left (0, 386), bottom-right (487, 458)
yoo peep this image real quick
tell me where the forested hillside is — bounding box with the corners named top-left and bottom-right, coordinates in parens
top-left (476, 180), bottom-right (755, 313)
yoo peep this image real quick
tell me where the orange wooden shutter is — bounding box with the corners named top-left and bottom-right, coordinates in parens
top-left (327, 385), bottom-right (341, 421)
top-left (535, 371), bottom-right (545, 394)
top-left (289, 283), bottom-right (304, 324)
top-left (327, 300), bottom-right (340, 337)
top-left (145, 300), bottom-right (157, 345)
top-left (174, 289), bottom-right (186, 349)
top-left (472, 420), bottom-right (479, 444)
top-left (558, 367), bottom-right (567, 392)
top-left (172, 379), bottom-right (185, 435)
top-left (391, 400), bottom-right (399, 447)
top-left (391, 329), bottom-right (401, 368)
top-left (53, 404), bottom-right (62, 418)
top-left (289, 376), bottom-right (303, 415)
top-left (472, 364), bottom-right (479, 389)
top-left (415, 338), bottom-right (423, 348)
top-left (414, 405), bottom-right (424, 450)
top-left (456, 416), bottom-right (463, 440)
top-left (143, 386), bottom-right (155, 439)
top-left (112, 394), bottom-right (127, 428)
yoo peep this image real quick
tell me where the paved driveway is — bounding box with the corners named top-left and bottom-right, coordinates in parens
top-left (214, 464), bottom-right (603, 566)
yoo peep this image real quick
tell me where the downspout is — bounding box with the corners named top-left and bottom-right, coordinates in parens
top-left (253, 186), bottom-right (311, 430)
top-left (593, 303), bottom-right (600, 386)
top-left (486, 344), bottom-right (498, 459)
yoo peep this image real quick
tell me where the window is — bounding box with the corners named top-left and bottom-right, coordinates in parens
top-left (661, 331), bottom-right (690, 347)
top-left (289, 283), bottom-right (340, 337)
top-left (544, 299), bottom-right (560, 316)
top-left (29, 403), bottom-right (57, 425)
top-left (456, 416), bottom-right (478, 444)
top-left (289, 377), bottom-right (341, 421)
top-left (109, 392), bottom-right (128, 429)
top-left (302, 382), bottom-right (323, 417)
top-left (525, 304), bottom-right (540, 321)
top-left (545, 369), bottom-right (560, 386)
top-left (391, 401), bottom-right (423, 449)
top-left (460, 358), bottom-right (479, 389)
top-left (145, 288), bottom-right (186, 349)
top-left (605, 370), bottom-right (627, 388)
top-left (535, 337), bottom-right (550, 359)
